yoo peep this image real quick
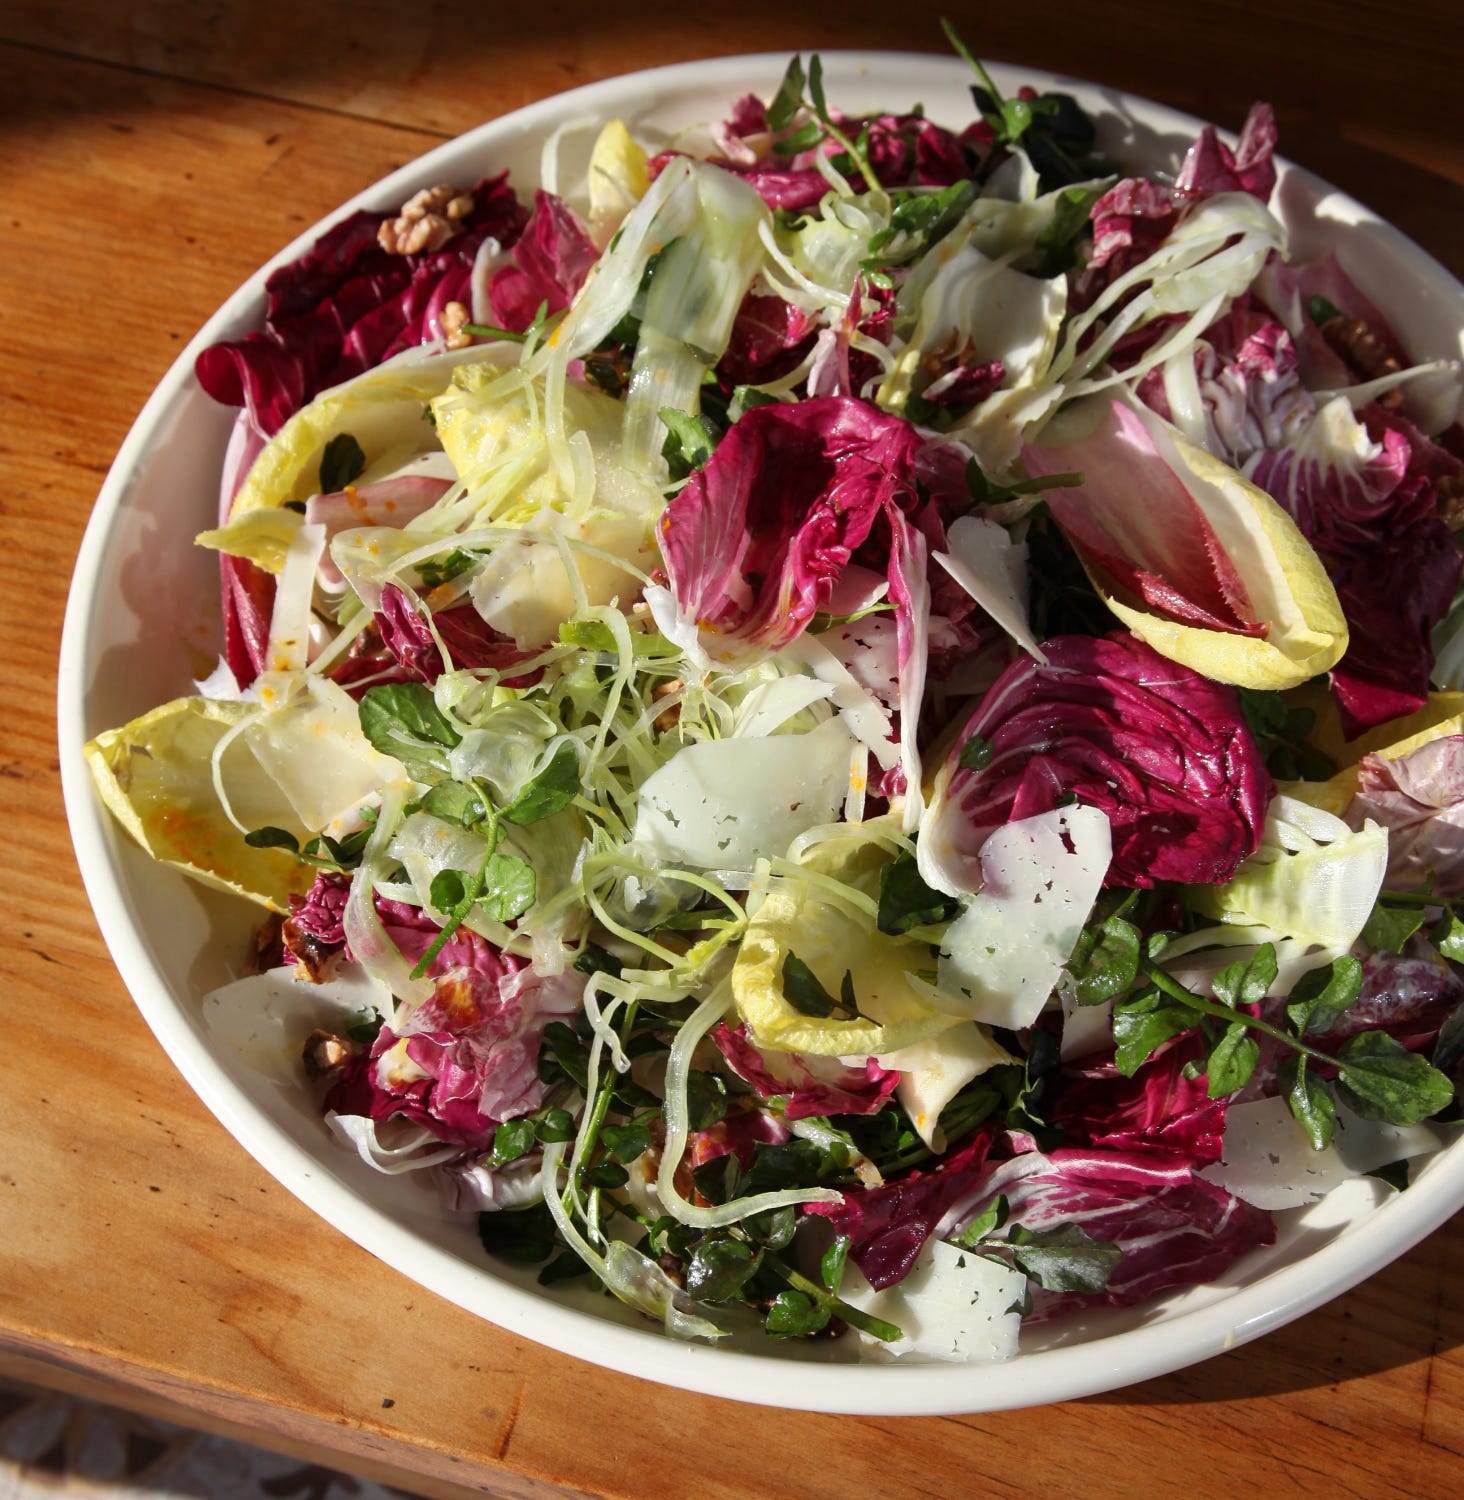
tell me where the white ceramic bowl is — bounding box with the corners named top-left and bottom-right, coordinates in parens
top-left (58, 52), bottom-right (1464, 1415)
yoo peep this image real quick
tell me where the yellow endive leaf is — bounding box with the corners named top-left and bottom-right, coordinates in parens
top-left (85, 697), bottom-right (314, 912)
top-left (731, 828), bottom-right (960, 1057)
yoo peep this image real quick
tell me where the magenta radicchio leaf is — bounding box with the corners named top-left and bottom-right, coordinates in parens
top-left (719, 292), bottom-right (816, 386)
top-left (1245, 402), bottom-right (1463, 736)
top-left (931, 632), bottom-right (1273, 889)
top-left (659, 395), bottom-right (954, 652)
top-left (947, 1146), bottom-right (1275, 1309)
top-left (1077, 103), bottom-right (1276, 306)
top-left (712, 1022), bottom-right (899, 1121)
top-left (802, 1125), bottom-right (999, 1289)
top-left (649, 112), bottom-right (971, 212)
top-left (1135, 302), bottom-right (1314, 469)
top-left (221, 553), bottom-right (276, 689)
top-left (1048, 1036), bottom-right (1228, 1164)
top-left (376, 583), bottom-right (542, 688)
top-left (1349, 737), bottom-right (1464, 899)
top-left (195, 174), bottom-right (529, 435)
top-left (1255, 251), bottom-right (1413, 392)
top-left (688, 1109), bottom-right (791, 1173)
top-left (326, 913), bottom-right (583, 1149)
top-left (486, 189), bottom-right (599, 333)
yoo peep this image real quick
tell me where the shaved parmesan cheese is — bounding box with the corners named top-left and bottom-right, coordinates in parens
top-left (935, 805), bottom-right (1112, 1028)
top-left (633, 716), bottom-right (854, 869)
top-left (934, 515), bottom-right (1046, 662)
top-left (1202, 1096), bottom-right (1453, 1211)
top-left (879, 1023), bottom-right (1016, 1150)
top-left (245, 676), bottom-right (405, 835)
top-left (840, 1239), bottom-right (1026, 1363)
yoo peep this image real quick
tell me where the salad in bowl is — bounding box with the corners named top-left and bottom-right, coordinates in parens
top-left (76, 34), bottom-right (1464, 1380)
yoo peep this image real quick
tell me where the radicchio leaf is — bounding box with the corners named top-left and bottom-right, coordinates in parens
top-left (712, 1021), bottom-right (899, 1121)
top-left (196, 175), bottom-right (529, 435)
top-left (922, 632), bottom-right (1273, 890)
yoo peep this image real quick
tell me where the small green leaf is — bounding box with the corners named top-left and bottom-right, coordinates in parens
top-left (691, 1152), bottom-right (742, 1207)
top-left (599, 1120), bottom-right (654, 1164)
top-left (1008, 1223), bottom-right (1122, 1294)
top-left (500, 741), bottom-right (581, 825)
top-left (1212, 944), bottom-right (1278, 1010)
top-left (420, 781), bottom-right (487, 827)
top-left (1362, 902), bottom-right (1426, 955)
top-left (1281, 1055), bottom-right (1336, 1151)
top-left (490, 1117), bottom-right (537, 1165)
top-left (1205, 1022), bottom-right (1261, 1098)
top-left (1307, 294), bottom-right (1343, 326)
top-left (1068, 914), bottom-right (1141, 1005)
top-left (685, 1070), bottom-right (728, 1131)
top-left (877, 849), bottom-right (960, 935)
top-left (1284, 955), bottom-right (1363, 1035)
top-left (581, 1160), bottom-right (629, 1190)
top-left (1112, 987), bottom-right (1195, 1076)
top-left (950, 1195), bottom-right (1009, 1248)
top-left (1433, 1001), bottom-right (1464, 1076)
top-left (318, 432), bottom-right (366, 493)
top-left (1335, 1030), bottom-right (1455, 1125)
top-left (477, 853), bottom-right (537, 922)
top-left (1432, 912), bottom-right (1464, 963)
top-left (766, 55), bottom-right (806, 134)
top-left (807, 53), bottom-right (829, 120)
top-left (821, 1234), bottom-right (850, 1292)
top-left (957, 734), bottom-right (995, 772)
top-left (781, 951), bottom-right (841, 1018)
top-left (535, 1108), bottom-right (577, 1143)
top-left (429, 867), bottom-right (469, 911)
top-left (244, 825), bottom-right (300, 852)
top-left (764, 1289), bottom-right (830, 1338)
top-left (358, 683), bottom-right (460, 776)
top-left (685, 1237), bottom-right (762, 1303)
top-left (659, 406), bottom-right (717, 481)
top-left (536, 1249), bottom-right (591, 1285)
top-left (573, 941), bottom-right (624, 980)
top-left (477, 1203), bottom-right (556, 1265)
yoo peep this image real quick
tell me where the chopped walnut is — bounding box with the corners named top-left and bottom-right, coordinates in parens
top-left (440, 299), bottom-right (472, 350)
top-left (1320, 315), bottom-right (1404, 410)
top-left (652, 677), bottom-right (684, 734)
top-left (303, 1028), bottom-right (359, 1082)
top-left (377, 184), bottom-right (476, 256)
top-left (248, 912), bottom-right (285, 974)
top-left (1438, 473), bottom-right (1464, 532)
top-left (281, 916), bottom-right (339, 984)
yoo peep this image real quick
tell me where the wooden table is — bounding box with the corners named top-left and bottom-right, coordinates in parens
top-left (6, 3), bottom-right (1463, 1494)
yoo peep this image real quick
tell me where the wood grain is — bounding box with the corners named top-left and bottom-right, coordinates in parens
top-left (4, 4), bottom-right (1463, 1495)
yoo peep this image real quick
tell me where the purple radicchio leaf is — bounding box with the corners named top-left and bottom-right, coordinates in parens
top-left (712, 1021), bottom-right (899, 1121)
top-left (195, 174), bottom-right (529, 435)
top-left (925, 631), bottom-right (1273, 890)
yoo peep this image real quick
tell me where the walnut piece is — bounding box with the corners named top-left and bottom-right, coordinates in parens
top-left (440, 299), bottom-right (472, 350)
top-left (377, 184), bottom-right (475, 256)
top-left (1320, 315), bottom-right (1404, 411)
top-left (303, 1028), bottom-right (359, 1082)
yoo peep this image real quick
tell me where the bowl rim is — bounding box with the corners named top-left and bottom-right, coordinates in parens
top-left (57, 48), bottom-right (1464, 1416)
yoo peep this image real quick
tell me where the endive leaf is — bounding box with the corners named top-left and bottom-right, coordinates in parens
top-left (1024, 398), bottom-right (1347, 690)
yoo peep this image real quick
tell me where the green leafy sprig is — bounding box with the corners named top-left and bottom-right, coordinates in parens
top-left (766, 53), bottom-right (881, 194)
top-left (1091, 929), bottom-right (1454, 1147)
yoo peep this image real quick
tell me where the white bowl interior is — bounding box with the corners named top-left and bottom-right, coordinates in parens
top-left (58, 51), bottom-right (1464, 1415)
